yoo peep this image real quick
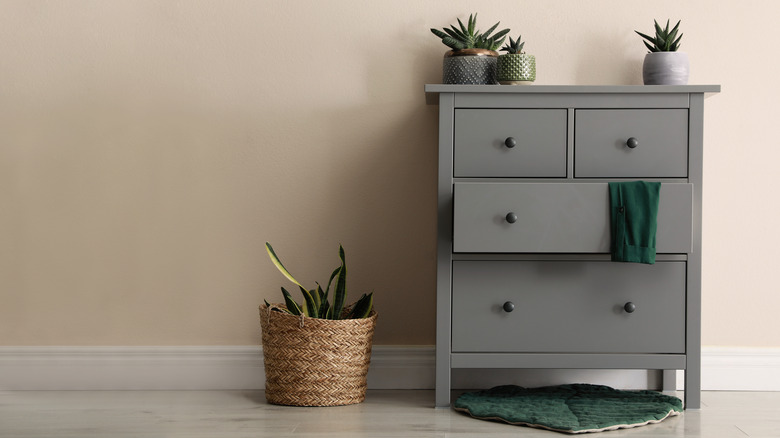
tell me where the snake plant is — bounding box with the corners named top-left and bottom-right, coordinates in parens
top-left (635, 19), bottom-right (683, 52)
top-left (265, 242), bottom-right (374, 319)
top-left (430, 13), bottom-right (510, 51)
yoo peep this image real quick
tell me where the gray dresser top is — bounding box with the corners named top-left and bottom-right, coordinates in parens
top-left (425, 84), bottom-right (721, 105)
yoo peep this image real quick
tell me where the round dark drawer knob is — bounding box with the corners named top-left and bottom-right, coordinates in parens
top-left (503, 301), bottom-right (515, 313)
top-left (624, 302), bottom-right (636, 313)
top-left (504, 137), bottom-right (517, 148)
top-left (505, 212), bottom-right (518, 224)
top-left (626, 137), bottom-right (639, 149)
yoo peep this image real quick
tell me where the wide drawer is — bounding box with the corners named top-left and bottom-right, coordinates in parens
top-left (575, 109), bottom-right (688, 177)
top-left (451, 260), bottom-right (686, 353)
top-left (454, 109), bottom-right (567, 177)
top-left (453, 182), bottom-right (692, 253)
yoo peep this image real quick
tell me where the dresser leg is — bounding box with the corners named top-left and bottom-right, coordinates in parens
top-left (684, 367), bottom-right (701, 409)
top-left (434, 342), bottom-right (451, 407)
top-left (662, 369), bottom-right (677, 392)
top-left (435, 373), bottom-right (451, 408)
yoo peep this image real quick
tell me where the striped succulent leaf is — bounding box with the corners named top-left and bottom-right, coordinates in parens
top-left (431, 13), bottom-right (509, 51)
top-left (635, 19), bottom-right (683, 52)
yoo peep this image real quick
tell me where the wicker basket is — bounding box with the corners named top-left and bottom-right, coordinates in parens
top-left (259, 303), bottom-right (378, 406)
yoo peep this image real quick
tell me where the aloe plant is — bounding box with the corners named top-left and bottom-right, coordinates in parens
top-left (265, 242), bottom-right (374, 319)
top-left (430, 13), bottom-right (510, 51)
top-left (635, 19), bottom-right (683, 52)
top-left (500, 35), bottom-right (525, 55)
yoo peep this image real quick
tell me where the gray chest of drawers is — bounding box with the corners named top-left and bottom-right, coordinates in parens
top-left (426, 85), bottom-right (719, 409)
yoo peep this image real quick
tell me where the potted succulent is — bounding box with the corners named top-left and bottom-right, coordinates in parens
top-left (497, 35), bottom-right (536, 84)
top-left (430, 13), bottom-right (510, 85)
top-left (635, 19), bottom-right (688, 85)
top-left (259, 243), bottom-right (377, 406)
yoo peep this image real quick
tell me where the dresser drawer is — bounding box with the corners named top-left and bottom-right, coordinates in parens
top-left (454, 109), bottom-right (567, 177)
top-left (453, 182), bottom-right (692, 253)
top-left (451, 260), bottom-right (686, 353)
top-left (575, 109), bottom-right (688, 177)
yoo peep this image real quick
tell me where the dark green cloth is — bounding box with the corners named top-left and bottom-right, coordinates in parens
top-left (609, 181), bottom-right (660, 264)
top-left (454, 384), bottom-right (682, 434)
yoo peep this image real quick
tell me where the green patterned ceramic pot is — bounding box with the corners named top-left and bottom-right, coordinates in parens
top-left (442, 49), bottom-right (499, 85)
top-left (497, 53), bottom-right (536, 85)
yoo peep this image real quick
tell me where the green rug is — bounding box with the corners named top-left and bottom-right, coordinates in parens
top-left (454, 384), bottom-right (682, 434)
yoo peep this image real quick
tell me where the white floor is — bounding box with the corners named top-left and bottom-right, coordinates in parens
top-left (1, 390), bottom-right (779, 437)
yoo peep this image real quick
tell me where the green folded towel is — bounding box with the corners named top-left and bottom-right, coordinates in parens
top-left (609, 181), bottom-right (661, 264)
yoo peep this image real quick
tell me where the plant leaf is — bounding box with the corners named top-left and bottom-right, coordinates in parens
top-left (668, 20), bottom-right (681, 48)
top-left (317, 284), bottom-right (331, 318)
top-left (457, 17), bottom-right (468, 35)
top-left (309, 287), bottom-right (321, 312)
top-left (442, 27), bottom-right (462, 41)
top-left (635, 30), bottom-right (655, 43)
top-left (323, 267), bottom-right (339, 300)
top-left (349, 292), bottom-right (374, 319)
top-left (430, 28), bottom-right (446, 38)
top-left (667, 26), bottom-right (679, 43)
top-left (266, 299), bottom-right (292, 314)
top-left (671, 33), bottom-right (683, 51)
top-left (299, 286), bottom-right (318, 317)
top-left (656, 34), bottom-right (667, 50)
top-left (441, 36), bottom-right (465, 50)
top-left (483, 21), bottom-right (499, 39)
top-left (492, 28), bottom-right (510, 41)
top-left (492, 36), bottom-right (507, 51)
top-left (447, 24), bottom-right (467, 40)
top-left (654, 19), bottom-right (664, 37)
top-left (281, 287), bottom-right (302, 316)
top-left (266, 243), bottom-right (306, 290)
top-left (331, 245), bottom-right (347, 319)
top-left (315, 283), bottom-right (326, 303)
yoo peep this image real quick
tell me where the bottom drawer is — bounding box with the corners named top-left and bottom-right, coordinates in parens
top-left (451, 261), bottom-right (685, 354)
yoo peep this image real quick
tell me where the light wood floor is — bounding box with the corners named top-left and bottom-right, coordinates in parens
top-left (2, 390), bottom-right (779, 437)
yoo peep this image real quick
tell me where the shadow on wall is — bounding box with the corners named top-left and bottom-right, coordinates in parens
top-left (573, 28), bottom-right (645, 85)
top-left (257, 50), bottom-right (441, 345)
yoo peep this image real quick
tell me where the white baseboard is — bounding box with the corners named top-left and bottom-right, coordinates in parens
top-left (1, 346), bottom-right (778, 391)
top-left (0, 346), bottom-right (265, 390)
top-left (684, 347), bottom-right (780, 391)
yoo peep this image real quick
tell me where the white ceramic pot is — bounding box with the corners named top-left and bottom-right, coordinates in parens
top-left (642, 52), bottom-right (689, 85)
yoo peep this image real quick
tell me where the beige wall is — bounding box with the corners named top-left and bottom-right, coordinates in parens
top-left (1, 0), bottom-right (778, 347)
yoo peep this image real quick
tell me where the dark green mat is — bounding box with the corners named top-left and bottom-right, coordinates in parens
top-left (454, 384), bottom-right (682, 434)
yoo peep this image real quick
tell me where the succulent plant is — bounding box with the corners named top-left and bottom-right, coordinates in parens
top-left (500, 35), bottom-right (526, 55)
top-left (265, 242), bottom-right (374, 319)
top-left (635, 19), bottom-right (683, 52)
top-left (431, 13), bottom-right (510, 51)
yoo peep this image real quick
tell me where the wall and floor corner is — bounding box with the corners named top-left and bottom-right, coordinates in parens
top-left (2, 1), bottom-right (779, 391)
top-left (2, 345), bottom-right (780, 391)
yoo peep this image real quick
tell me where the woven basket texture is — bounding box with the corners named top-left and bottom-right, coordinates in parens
top-left (259, 303), bottom-right (378, 406)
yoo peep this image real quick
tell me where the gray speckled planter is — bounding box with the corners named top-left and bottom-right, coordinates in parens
top-left (642, 52), bottom-right (689, 85)
top-left (442, 49), bottom-right (498, 85)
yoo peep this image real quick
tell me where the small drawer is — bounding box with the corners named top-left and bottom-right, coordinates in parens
top-left (451, 260), bottom-right (686, 353)
top-left (454, 109), bottom-right (567, 177)
top-left (575, 109), bottom-right (688, 177)
top-left (453, 182), bottom-right (692, 253)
